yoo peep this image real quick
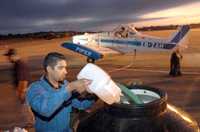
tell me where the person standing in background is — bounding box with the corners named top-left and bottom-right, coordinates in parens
top-left (169, 49), bottom-right (183, 77)
top-left (5, 48), bottom-right (31, 103)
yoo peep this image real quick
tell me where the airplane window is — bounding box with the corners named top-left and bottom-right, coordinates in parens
top-left (113, 25), bottom-right (139, 38)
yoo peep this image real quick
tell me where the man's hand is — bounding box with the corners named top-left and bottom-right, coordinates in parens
top-left (67, 79), bottom-right (92, 94)
top-left (85, 99), bottom-right (105, 113)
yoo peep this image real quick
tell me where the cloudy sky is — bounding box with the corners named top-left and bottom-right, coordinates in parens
top-left (0, 0), bottom-right (200, 34)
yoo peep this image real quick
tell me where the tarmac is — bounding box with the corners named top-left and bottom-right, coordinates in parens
top-left (1, 60), bottom-right (200, 131)
top-left (1, 30), bottom-right (200, 130)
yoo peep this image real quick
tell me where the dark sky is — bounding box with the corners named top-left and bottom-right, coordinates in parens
top-left (0, 0), bottom-right (199, 34)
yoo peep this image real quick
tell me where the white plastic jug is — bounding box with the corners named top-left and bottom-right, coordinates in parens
top-left (77, 63), bottom-right (121, 104)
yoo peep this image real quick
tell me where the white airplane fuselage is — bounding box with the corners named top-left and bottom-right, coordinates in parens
top-left (73, 32), bottom-right (176, 53)
top-left (62, 25), bottom-right (190, 62)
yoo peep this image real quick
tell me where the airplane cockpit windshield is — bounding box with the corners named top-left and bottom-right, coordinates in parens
top-left (113, 25), bottom-right (137, 38)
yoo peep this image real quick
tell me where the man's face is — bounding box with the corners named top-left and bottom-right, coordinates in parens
top-left (47, 60), bottom-right (68, 82)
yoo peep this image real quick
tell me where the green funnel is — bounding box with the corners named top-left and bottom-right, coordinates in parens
top-left (117, 83), bottom-right (143, 105)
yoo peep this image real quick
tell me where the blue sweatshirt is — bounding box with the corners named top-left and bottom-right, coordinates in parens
top-left (26, 76), bottom-right (94, 132)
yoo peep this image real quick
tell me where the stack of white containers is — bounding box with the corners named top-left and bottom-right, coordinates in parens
top-left (77, 63), bottom-right (121, 104)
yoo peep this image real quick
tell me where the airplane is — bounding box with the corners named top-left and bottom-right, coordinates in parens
top-left (62, 24), bottom-right (190, 63)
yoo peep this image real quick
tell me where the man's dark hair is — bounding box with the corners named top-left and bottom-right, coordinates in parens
top-left (4, 48), bottom-right (17, 57)
top-left (43, 52), bottom-right (66, 70)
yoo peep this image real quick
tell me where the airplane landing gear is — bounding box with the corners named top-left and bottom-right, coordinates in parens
top-left (87, 58), bottom-right (95, 63)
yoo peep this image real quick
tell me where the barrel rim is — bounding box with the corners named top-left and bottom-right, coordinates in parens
top-left (106, 85), bottom-right (168, 117)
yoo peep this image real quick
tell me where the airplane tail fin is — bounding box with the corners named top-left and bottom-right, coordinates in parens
top-left (169, 25), bottom-right (190, 44)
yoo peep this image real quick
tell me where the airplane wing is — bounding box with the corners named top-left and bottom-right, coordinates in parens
top-left (62, 42), bottom-right (120, 62)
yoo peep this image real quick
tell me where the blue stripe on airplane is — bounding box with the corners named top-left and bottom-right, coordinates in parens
top-left (163, 43), bottom-right (176, 49)
top-left (101, 39), bottom-right (141, 46)
top-left (100, 39), bottom-right (176, 49)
